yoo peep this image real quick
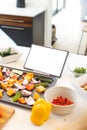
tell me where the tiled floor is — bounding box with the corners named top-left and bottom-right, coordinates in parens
top-left (52, 0), bottom-right (87, 55)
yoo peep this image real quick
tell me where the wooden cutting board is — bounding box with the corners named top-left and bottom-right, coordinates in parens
top-left (0, 104), bottom-right (15, 129)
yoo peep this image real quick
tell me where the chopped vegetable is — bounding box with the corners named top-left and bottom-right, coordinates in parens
top-left (51, 96), bottom-right (74, 106)
top-left (74, 67), bottom-right (86, 74)
top-left (14, 83), bottom-right (25, 90)
top-left (24, 72), bottom-right (34, 82)
top-left (0, 65), bottom-right (54, 108)
top-left (11, 91), bottom-right (22, 102)
top-left (8, 78), bottom-right (16, 84)
top-left (36, 86), bottom-right (46, 93)
top-left (18, 97), bottom-right (26, 104)
top-left (25, 84), bottom-right (34, 91)
top-left (12, 69), bottom-right (23, 75)
top-left (11, 74), bottom-right (19, 80)
top-left (0, 75), bottom-right (4, 81)
top-left (25, 96), bottom-right (35, 105)
top-left (22, 79), bottom-right (28, 85)
top-left (21, 89), bottom-right (32, 97)
top-left (0, 47), bottom-right (11, 57)
top-left (0, 71), bottom-right (4, 81)
top-left (33, 92), bottom-right (40, 100)
top-left (34, 82), bottom-right (49, 88)
top-left (0, 91), bottom-right (3, 98)
top-left (36, 76), bottom-right (52, 83)
top-left (7, 88), bottom-right (16, 96)
top-left (0, 82), bottom-right (8, 90)
top-left (0, 108), bottom-right (3, 117)
top-left (0, 47), bottom-right (17, 57)
top-left (16, 79), bottom-right (23, 84)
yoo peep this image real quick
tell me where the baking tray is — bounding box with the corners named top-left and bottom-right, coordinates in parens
top-left (0, 65), bottom-right (57, 109)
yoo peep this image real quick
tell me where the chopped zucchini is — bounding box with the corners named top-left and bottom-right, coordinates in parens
top-left (36, 76), bottom-right (52, 83)
top-left (34, 82), bottom-right (49, 88)
top-left (0, 47), bottom-right (11, 57)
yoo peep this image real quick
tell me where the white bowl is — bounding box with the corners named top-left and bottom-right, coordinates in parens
top-left (0, 47), bottom-right (22, 64)
top-left (44, 86), bottom-right (77, 115)
top-left (68, 66), bottom-right (87, 77)
top-left (71, 74), bottom-right (87, 98)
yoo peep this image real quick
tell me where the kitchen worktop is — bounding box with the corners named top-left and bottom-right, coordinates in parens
top-left (1, 29), bottom-right (87, 130)
top-left (0, 0), bottom-right (46, 17)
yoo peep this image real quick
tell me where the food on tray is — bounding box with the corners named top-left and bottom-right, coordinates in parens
top-left (21, 90), bottom-right (32, 97)
top-left (0, 107), bottom-right (2, 117)
top-left (7, 88), bottom-right (16, 96)
top-left (0, 90), bottom-right (3, 98)
top-left (26, 96), bottom-right (35, 106)
top-left (11, 69), bottom-right (23, 75)
top-left (11, 91), bottom-right (22, 102)
top-left (24, 72), bottom-right (34, 82)
top-left (30, 98), bottom-right (51, 126)
top-left (25, 84), bottom-right (34, 91)
top-left (0, 47), bottom-right (18, 57)
top-left (36, 86), bottom-right (46, 93)
top-left (33, 92), bottom-right (40, 100)
top-left (74, 67), bottom-right (86, 74)
top-left (34, 82), bottom-right (49, 88)
top-left (36, 76), bottom-right (52, 83)
top-left (0, 66), bottom-right (53, 108)
top-left (18, 97), bottom-right (27, 104)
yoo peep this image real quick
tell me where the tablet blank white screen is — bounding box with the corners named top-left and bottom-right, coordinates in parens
top-left (24, 45), bottom-right (68, 77)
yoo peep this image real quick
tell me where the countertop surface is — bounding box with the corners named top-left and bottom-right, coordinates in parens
top-left (0, 29), bottom-right (87, 130)
top-left (0, 0), bottom-right (46, 17)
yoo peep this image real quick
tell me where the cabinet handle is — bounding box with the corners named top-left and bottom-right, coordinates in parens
top-left (1, 25), bottom-right (24, 30)
top-left (0, 18), bottom-right (24, 23)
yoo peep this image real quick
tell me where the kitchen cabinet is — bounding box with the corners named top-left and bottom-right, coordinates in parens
top-left (0, 12), bottom-right (45, 47)
top-left (0, 0), bottom-right (52, 47)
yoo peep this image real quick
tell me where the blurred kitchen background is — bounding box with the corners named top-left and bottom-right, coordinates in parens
top-left (52, 0), bottom-right (87, 55)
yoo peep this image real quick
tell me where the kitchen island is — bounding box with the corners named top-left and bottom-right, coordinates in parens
top-left (0, 29), bottom-right (87, 130)
top-left (0, 0), bottom-right (48, 47)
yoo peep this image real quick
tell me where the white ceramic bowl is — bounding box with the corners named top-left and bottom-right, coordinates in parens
top-left (68, 66), bottom-right (87, 77)
top-left (71, 74), bottom-right (87, 98)
top-left (0, 47), bottom-right (22, 64)
top-left (44, 86), bottom-right (77, 115)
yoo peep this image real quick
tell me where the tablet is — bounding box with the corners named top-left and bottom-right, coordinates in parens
top-left (24, 45), bottom-right (68, 77)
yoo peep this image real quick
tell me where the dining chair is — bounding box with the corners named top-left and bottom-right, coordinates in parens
top-left (77, 25), bottom-right (87, 55)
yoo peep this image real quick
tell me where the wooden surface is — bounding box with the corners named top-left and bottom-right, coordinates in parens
top-left (0, 104), bottom-right (15, 129)
top-left (0, 14), bottom-right (33, 27)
